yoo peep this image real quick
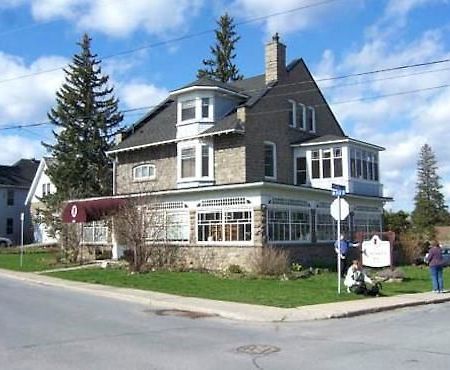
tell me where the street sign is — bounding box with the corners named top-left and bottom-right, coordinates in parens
top-left (330, 198), bottom-right (349, 221)
top-left (331, 183), bottom-right (346, 197)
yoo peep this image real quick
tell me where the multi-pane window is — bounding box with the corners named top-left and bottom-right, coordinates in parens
top-left (322, 150), bottom-right (331, 178)
top-left (311, 150), bottom-right (320, 179)
top-left (181, 99), bottom-right (195, 121)
top-left (334, 148), bottom-right (343, 177)
top-left (7, 189), bottom-right (14, 206)
top-left (6, 218), bottom-right (13, 235)
top-left (201, 98), bottom-right (210, 118)
top-left (296, 157), bottom-right (307, 185)
top-left (316, 211), bottom-right (334, 241)
top-left (197, 209), bottom-right (252, 242)
top-left (353, 212), bottom-right (381, 234)
top-left (146, 210), bottom-right (190, 242)
top-left (133, 164), bottom-right (156, 180)
top-left (264, 142), bottom-right (276, 178)
top-left (181, 147), bottom-right (196, 178)
top-left (201, 145), bottom-right (209, 177)
top-left (267, 208), bottom-right (311, 242)
top-left (350, 148), bottom-right (379, 181)
top-left (82, 221), bottom-right (108, 244)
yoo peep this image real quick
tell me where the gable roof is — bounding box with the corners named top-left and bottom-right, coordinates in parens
top-left (0, 159), bottom-right (39, 188)
top-left (24, 157), bottom-right (54, 205)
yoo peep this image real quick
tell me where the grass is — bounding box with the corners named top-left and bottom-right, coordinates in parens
top-left (46, 265), bottom-right (448, 308)
top-left (0, 248), bottom-right (67, 272)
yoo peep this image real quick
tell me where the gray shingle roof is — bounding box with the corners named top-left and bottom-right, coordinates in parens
top-left (0, 159), bottom-right (39, 187)
top-left (293, 134), bottom-right (348, 145)
top-left (174, 76), bottom-right (244, 94)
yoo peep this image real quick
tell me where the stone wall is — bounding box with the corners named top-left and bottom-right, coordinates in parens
top-left (116, 144), bottom-right (177, 194)
top-left (214, 135), bottom-right (246, 185)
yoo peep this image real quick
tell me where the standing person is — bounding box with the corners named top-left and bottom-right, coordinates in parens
top-left (425, 240), bottom-right (445, 293)
top-left (334, 234), bottom-right (358, 277)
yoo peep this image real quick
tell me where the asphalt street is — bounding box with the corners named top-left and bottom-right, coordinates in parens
top-left (1, 276), bottom-right (449, 370)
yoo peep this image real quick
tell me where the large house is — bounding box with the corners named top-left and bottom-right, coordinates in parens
top-left (63, 35), bottom-right (391, 268)
top-left (0, 159), bottom-right (39, 245)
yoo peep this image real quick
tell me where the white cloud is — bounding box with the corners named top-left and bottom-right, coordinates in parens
top-left (229, 0), bottom-right (361, 36)
top-left (120, 82), bottom-right (169, 110)
top-left (0, 52), bottom-right (67, 125)
top-left (9, 0), bottom-right (203, 37)
top-left (313, 3), bottom-right (450, 211)
top-left (0, 135), bottom-right (44, 165)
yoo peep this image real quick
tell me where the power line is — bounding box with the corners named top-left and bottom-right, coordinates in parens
top-left (2, 80), bottom-right (449, 132)
top-left (0, 0), bottom-right (343, 85)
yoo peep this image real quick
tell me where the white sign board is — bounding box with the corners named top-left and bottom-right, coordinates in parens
top-left (362, 235), bottom-right (391, 267)
top-left (330, 198), bottom-right (349, 221)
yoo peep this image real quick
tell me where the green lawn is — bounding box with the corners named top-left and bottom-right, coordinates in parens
top-left (47, 266), bottom-right (446, 308)
top-left (0, 248), bottom-right (64, 272)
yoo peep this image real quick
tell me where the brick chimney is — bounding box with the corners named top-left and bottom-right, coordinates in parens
top-left (265, 33), bottom-right (286, 84)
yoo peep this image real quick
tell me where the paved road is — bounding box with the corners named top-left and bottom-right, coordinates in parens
top-left (1, 277), bottom-right (449, 370)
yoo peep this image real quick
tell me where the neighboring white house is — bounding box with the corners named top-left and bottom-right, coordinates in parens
top-left (25, 157), bottom-right (58, 244)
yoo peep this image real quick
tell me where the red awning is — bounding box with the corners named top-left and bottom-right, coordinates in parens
top-left (62, 198), bottom-right (127, 223)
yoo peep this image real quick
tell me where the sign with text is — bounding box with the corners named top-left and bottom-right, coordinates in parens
top-left (362, 235), bottom-right (391, 268)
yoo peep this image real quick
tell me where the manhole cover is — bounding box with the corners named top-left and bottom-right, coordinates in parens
top-left (153, 309), bottom-right (217, 319)
top-left (236, 344), bottom-right (280, 355)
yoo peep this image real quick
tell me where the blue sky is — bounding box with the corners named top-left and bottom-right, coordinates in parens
top-left (0, 0), bottom-right (449, 212)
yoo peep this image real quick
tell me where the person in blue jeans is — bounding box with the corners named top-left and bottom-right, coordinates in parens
top-left (425, 240), bottom-right (445, 293)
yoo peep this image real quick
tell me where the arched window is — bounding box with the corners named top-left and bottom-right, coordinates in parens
top-left (133, 164), bottom-right (156, 181)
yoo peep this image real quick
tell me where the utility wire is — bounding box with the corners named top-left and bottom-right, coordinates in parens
top-left (0, 0), bottom-right (343, 85)
top-left (2, 80), bottom-right (449, 131)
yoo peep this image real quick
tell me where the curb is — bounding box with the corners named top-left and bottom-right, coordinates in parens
top-left (1, 268), bottom-right (449, 322)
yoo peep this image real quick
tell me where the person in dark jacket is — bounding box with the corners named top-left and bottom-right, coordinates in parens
top-left (425, 240), bottom-right (445, 293)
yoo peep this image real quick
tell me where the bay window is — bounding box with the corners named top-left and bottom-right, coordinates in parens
top-left (201, 97), bottom-right (210, 118)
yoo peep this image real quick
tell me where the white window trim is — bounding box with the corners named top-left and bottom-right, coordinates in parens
top-left (133, 164), bottom-right (156, 182)
top-left (294, 155), bottom-right (308, 185)
top-left (315, 209), bottom-right (335, 242)
top-left (177, 141), bottom-right (214, 183)
top-left (264, 141), bottom-right (277, 180)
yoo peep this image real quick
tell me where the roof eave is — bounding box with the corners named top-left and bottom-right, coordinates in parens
top-left (292, 138), bottom-right (385, 151)
top-left (170, 86), bottom-right (248, 99)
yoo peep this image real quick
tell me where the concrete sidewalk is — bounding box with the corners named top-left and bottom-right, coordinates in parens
top-left (1, 268), bottom-right (449, 322)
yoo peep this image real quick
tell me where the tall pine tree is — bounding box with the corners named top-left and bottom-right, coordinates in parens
top-left (197, 13), bottom-right (243, 82)
top-left (411, 143), bottom-right (449, 233)
top-left (41, 33), bottom-right (122, 236)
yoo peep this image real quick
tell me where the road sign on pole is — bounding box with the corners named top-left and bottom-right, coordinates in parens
top-left (330, 184), bottom-right (347, 294)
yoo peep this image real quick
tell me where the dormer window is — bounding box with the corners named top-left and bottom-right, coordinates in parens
top-left (201, 98), bottom-right (210, 118)
top-left (181, 99), bottom-right (195, 121)
top-left (307, 106), bottom-right (316, 132)
top-left (133, 164), bottom-right (156, 181)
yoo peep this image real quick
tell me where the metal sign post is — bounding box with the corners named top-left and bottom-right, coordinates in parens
top-left (331, 184), bottom-right (348, 295)
top-left (20, 212), bottom-right (24, 268)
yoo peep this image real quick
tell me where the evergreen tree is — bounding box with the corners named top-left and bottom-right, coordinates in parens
top-left (197, 13), bottom-right (243, 82)
top-left (41, 34), bottom-right (123, 236)
top-left (411, 144), bottom-right (449, 233)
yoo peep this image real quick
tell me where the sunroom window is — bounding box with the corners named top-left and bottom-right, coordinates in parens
top-left (311, 150), bottom-right (320, 179)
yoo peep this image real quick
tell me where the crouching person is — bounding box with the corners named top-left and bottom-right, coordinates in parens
top-left (344, 260), bottom-right (381, 296)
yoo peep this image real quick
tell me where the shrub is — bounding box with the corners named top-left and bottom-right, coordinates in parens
top-left (396, 232), bottom-right (427, 264)
top-left (228, 264), bottom-right (244, 274)
top-left (250, 246), bottom-right (289, 276)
